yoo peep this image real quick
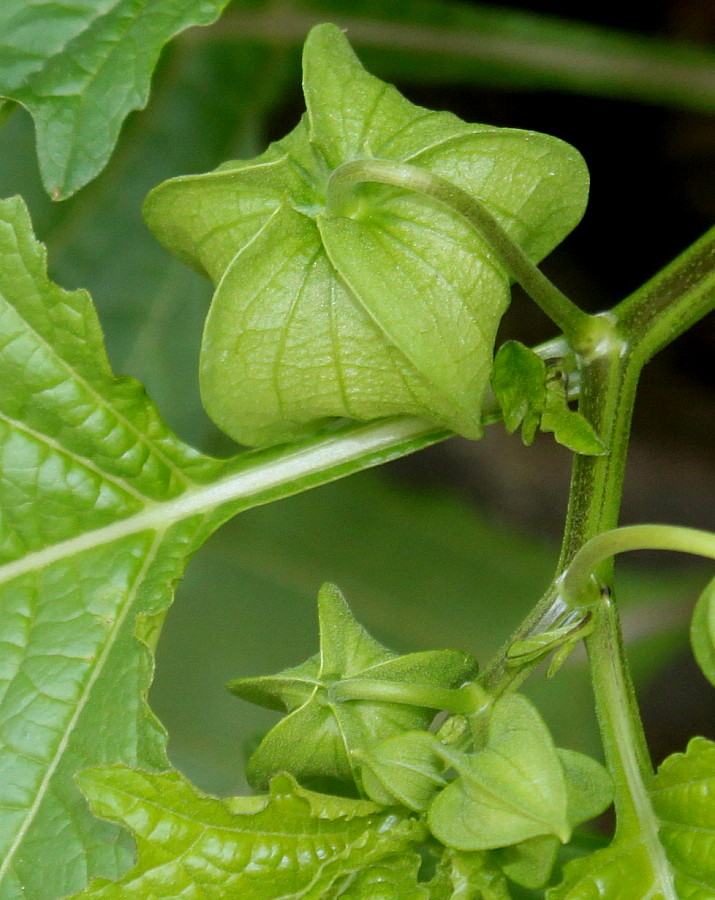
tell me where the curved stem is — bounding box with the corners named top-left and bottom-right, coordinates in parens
top-left (560, 524), bottom-right (715, 606)
top-left (326, 159), bottom-right (596, 350)
top-left (330, 678), bottom-right (488, 714)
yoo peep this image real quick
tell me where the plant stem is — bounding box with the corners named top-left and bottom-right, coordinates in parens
top-left (484, 225), bottom-right (715, 851)
top-left (326, 159), bottom-right (596, 349)
top-left (613, 224), bottom-right (715, 363)
top-left (330, 678), bottom-right (488, 714)
top-left (586, 592), bottom-right (676, 892)
top-left (484, 224), bottom-right (715, 688)
top-left (486, 325), bottom-right (660, 836)
top-left (560, 524), bottom-right (715, 606)
top-left (481, 327), bottom-right (638, 691)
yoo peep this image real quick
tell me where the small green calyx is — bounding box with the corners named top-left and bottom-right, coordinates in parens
top-left (144, 23), bottom-right (589, 448)
top-left (427, 694), bottom-right (573, 851)
top-left (228, 583), bottom-right (477, 789)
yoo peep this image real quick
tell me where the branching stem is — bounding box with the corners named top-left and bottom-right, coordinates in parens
top-left (481, 224), bottom-right (715, 870)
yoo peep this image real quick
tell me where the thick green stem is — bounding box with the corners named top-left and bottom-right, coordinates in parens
top-left (586, 592), bottom-right (675, 887)
top-left (327, 159), bottom-right (596, 348)
top-left (481, 327), bottom-right (638, 691)
top-left (487, 327), bottom-right (659, 831)
top-left (484, 225), bottom-right (715, 845)
top-left (613, 224), bottom-right (715, 363)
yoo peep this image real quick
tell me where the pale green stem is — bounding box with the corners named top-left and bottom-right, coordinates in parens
top-left (586, 591), bottom-right (677, 893)
top-left (483, 226), bottom-right (715, 852)
top-left (326, 159), bottom-right (597, 350)
top-left (330, 677), bottom-right (489, 715)
top-left (560, 524), bottom-right (715, 607)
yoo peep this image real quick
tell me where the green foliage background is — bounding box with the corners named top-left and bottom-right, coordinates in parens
top-left (1, 0), bottom-right (712, 813)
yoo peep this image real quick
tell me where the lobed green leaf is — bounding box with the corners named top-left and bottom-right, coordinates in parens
top-left (69, 767), bottom-right (425, 898)
top-left (0, 195), bottom-right (229, 899)
top-left (550, 737), bottom-right (715, 899)
top-left (0, 0), bottom-right (231, 198)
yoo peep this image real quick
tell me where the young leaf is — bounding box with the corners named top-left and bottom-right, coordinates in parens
top-left (228, 583), bottom-right (477, 789)
top-left (691, 575), bottom-right (715, 687)
top-left (428, 694), bottom-right (570, 851)
top-left (491, 340), bottom-right (547, 435)
top-left (69, 767), bottom-right (425, 898)
top-left (540, 374), bottom-right (606, 456)
top-left (0, 0), bottom-right (231, 198)
top-left (144, 22), bottom-right (589, 448)
top-left (490, 341), bottom-right (604, 454)
top-left (550, 737), bottom-right (715, 899)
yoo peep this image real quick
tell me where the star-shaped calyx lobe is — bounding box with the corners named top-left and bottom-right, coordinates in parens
top-left (228, 583), bottom-right (477, 790)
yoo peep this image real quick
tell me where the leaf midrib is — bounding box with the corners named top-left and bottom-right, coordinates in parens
top-left (0, 417), bottom-right (439, 588)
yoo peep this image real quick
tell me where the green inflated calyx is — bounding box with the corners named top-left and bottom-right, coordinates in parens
top-left (427, 694), bottom-right (572, 851)
top-left (144, 23), bottom-right (589, 447)
top-left (228, 583), bottom-right (477, 789)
